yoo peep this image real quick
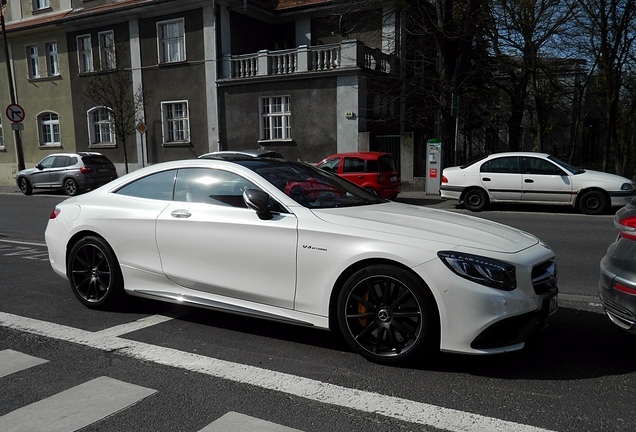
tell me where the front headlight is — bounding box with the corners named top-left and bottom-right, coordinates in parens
top-left (621, 183), bottom-right (634, 191)
top-left (438, 251), bottom-right (517, 291)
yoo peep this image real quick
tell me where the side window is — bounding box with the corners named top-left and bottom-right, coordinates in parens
top-left (52, 156), bottom-right (70, 168)
top-left (318, 158), bottom-right (340, 173)
top-left (115, 170), bottom-right (177, 200)
top-left (174, 168), bottom-right (255, 208)
top-left (481, 157), bottom-right (519, 174)
top-left (522, 157), bottom-right (564, 175)
top-left (343, 158), bottom-right (365, 173)
top-left (38, 156), bottom-right (56, 169)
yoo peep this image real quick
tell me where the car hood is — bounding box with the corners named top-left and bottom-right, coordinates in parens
top-left (17, 167), bottom-right (38, 176)
top-left (575, 169), bottom-right (632, 186)
top-left (312, 202), bottom-right (539, 253)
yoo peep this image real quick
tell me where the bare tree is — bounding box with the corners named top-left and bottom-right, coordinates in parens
top-left (82, 40), bottom-right (147, 174)
top-left (576, 0), bottom-right (636, 175)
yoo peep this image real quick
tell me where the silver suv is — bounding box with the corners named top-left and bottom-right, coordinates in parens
top-left (16, 152), bottom-right (118, 196)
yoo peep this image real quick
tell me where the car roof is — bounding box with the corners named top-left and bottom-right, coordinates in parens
top-left (322, 151), bottom-right (394, 160)
top-left (484, 152), bottom-right (550, 158)
top-left (198, 150), bottom-right (285, 160)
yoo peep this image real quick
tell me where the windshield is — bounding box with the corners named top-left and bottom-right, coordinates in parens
top-left (239, 160), bottom-right (387, 209)
top-left (547, 155), bottom-right (583, 174)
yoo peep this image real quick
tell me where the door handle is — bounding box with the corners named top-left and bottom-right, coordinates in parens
top-left (524, 179), bottom-right (534, 183)
top-left (482, 177), bottom-right (491, 182)
top-left (357, 176), bottom-right (364, 179)
top-left (170, 209), bottom-right (192, 218)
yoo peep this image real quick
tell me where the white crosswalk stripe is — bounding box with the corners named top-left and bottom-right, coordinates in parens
top-left (0, 348), bottom-right (304, 431)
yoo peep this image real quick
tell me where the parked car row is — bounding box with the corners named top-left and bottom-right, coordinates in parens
top-left (19, 148), bottom-right (636, 362)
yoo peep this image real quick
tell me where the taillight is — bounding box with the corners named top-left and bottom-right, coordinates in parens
top-left (614, 282), bottom-right (636, 295)
top-left (442, 175), bottom-right (448, 184)
top-left (618, 215), bottom-right (636, 240)
top-left (80, 167), bottom-right (94, 174)
top-left (377, 173), bottom-right (385, 184)
top-left (49, 208), bottom-right (61, 219)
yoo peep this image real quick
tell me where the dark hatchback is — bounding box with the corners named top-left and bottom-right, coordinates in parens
top-left (600, 196), bottom-right (636, 332)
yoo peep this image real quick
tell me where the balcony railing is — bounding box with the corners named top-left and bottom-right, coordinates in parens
top-left (222, 40), bottom-right (393, 79)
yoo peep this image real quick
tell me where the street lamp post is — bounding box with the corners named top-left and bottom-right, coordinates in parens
top-left (1, 3), bottom-right (25, 171)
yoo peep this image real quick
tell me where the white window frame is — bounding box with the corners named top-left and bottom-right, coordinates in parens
top-left (45, 42), bottom-right (59, 76)
top-left (260, 96), bottom-right (292, 141)
top-left (77, 35), bottom-right (93, 73)
top-left (33, 0), bottom-right (49, 11)
top-left (161, 101), bottom-right (190, 144)
top-left (39, 112), bottom-right (61, 147)
top-left (157, 19), bottom-right (186, 64)
top-left (87, 107), bottom-right (116, 147)
top-left (98, 31), bottom-right (115, 70)
top-left (27, 45), bottom-right (39, 79)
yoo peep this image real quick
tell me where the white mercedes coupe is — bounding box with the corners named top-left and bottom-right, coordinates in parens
top-left (45, 156), bottom-right (558, 364)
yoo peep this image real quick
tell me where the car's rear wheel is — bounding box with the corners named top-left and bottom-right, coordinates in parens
top-left (64, 178), bottom-right (80, 196)
top-left (18, 177), bottom-right (32, 195)
top-left (337, 265), bottom-right (438, 364)
top-left (463, 188), bottom-right (488, 211)
top-left (578, 190), bottom-right (607, 215)
top-left (67, 236), bottom-right (124, 309)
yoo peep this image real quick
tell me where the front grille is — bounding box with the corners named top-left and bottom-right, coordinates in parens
top-left (532, 260), bottom-right (557, 295)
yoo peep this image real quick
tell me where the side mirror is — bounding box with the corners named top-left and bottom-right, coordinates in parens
top-left (36, 164), bottom-right (43, 170)
top-left (243, 189), bottom-right (273, 220)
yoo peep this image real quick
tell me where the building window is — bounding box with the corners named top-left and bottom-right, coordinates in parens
top-left (157, 19), bottom-right (185, 64)
top-left (27, 45), bottom-right (39, 79)
top-left (77, 35), bottom-right (93, 73)
top-left (261, 96), bottom-right (292, 141)
top-left (33, 0), bottom-right (49, 11)
top-left (46, 42), bottom-right (59, 76)
top-left (88, 107), bottom-right (115, 146)
top-left (39, 112), bottom-right (61, 146)
top-left (98, 31), bottom-right (115, 70)
top-left (162, 101), bottom-right (190, 144)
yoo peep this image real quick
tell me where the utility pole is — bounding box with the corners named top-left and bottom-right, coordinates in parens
top-left (1, 2), bottom-right (25, 171)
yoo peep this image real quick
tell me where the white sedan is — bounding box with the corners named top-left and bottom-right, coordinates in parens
top-left (440, 152), bottom-right (635, 214)
top-left (45, 157), bottom-right (558, 364)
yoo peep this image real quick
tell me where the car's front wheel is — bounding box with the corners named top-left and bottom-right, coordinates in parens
top-left (18, 177), bottom-right (32, 195)
top-left (64, 178), bottom-right (80, 196)
top-left (337, 265), bottom-right (438, 364)
top-left (578, 190), bottom-right (607, 215)
top-left (67, 236), bottom-right (124, 309)
top-left (463, 188), bottom-right (488, 211)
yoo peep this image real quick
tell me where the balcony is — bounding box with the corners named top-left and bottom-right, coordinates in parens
top-left (221, 40), bottom-right (393, 80)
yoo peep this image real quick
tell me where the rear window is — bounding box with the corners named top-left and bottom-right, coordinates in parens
top-left (377, 155), bottom-right (397, 172)
top-left (82, 155), bottom-right (113, 165)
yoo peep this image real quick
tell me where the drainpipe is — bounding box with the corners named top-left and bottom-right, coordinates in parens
top-left (1, 4), bottom-right (24, 171)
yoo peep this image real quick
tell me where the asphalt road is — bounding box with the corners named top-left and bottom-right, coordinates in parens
top-left (1, 189), bottom-right (634, 432)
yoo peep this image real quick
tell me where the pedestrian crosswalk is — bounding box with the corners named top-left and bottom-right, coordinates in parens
top-left (0, 349), bottom-right (302, 432)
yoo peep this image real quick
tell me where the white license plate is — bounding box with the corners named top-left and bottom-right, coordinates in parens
top-left (549, 295), bottom-right (558, 315)
top-left (389, 176), bottom-right (397, 182)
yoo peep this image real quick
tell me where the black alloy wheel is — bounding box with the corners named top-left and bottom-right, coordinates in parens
top-left (578, 190), bottom-right (607, 215)
top-left (337, 265), bottom-right (438, 364)
top-left (463, 188), bottom-right (488, 212)
top-left (18, 177), bottom-right (32, 195)
top-left (64, 178), bottom-right (79, 196)
top-left (67, 236), bottom-right (124, 309)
